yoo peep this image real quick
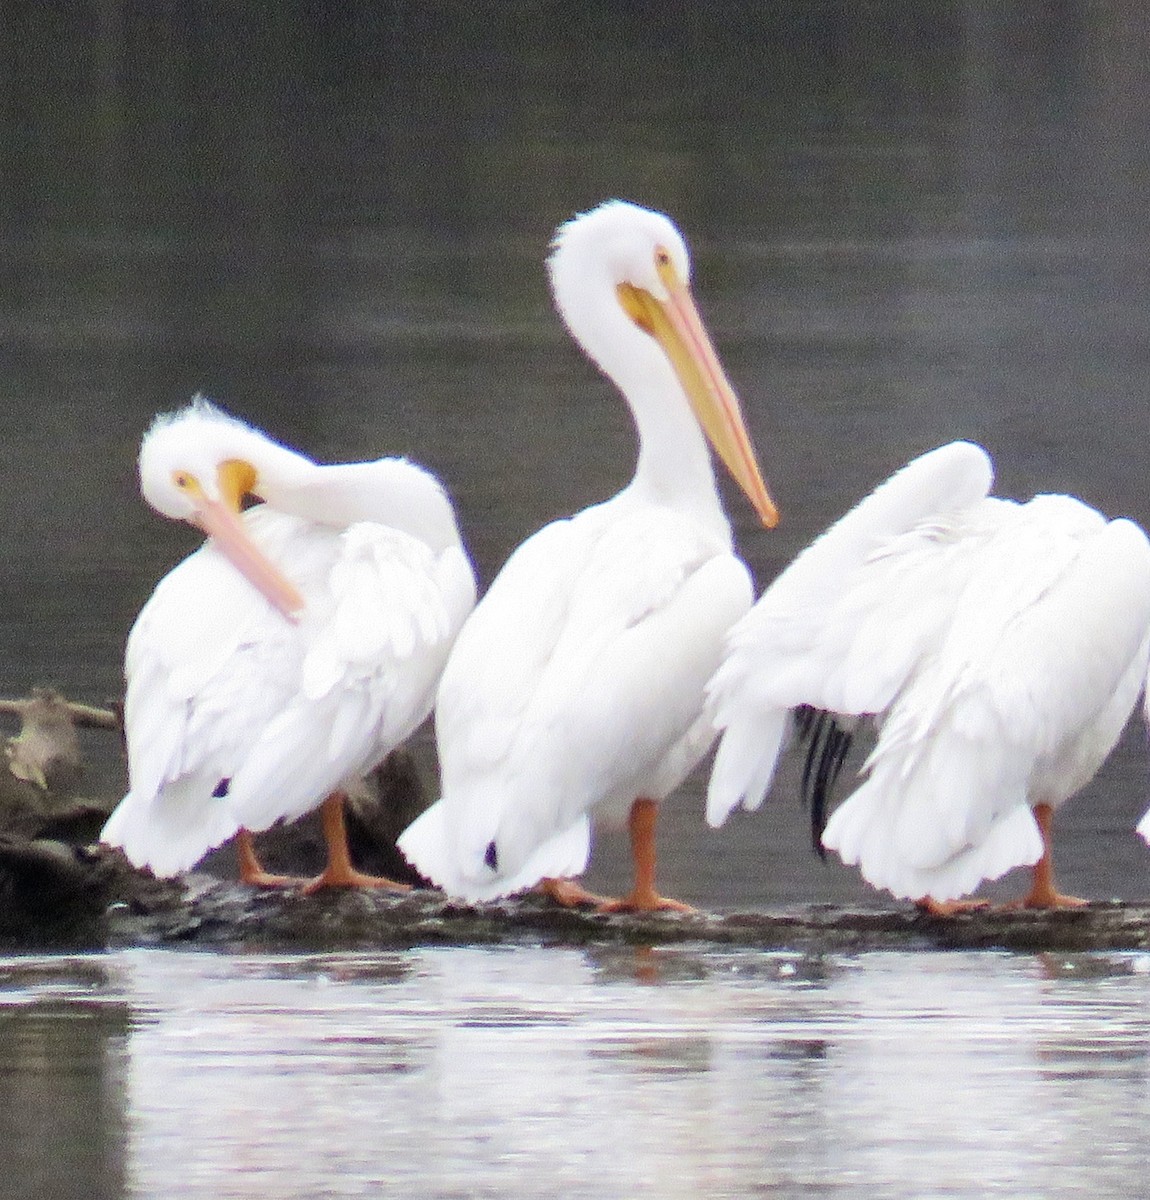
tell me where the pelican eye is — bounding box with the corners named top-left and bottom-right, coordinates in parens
top-left (655, 247), bottom-right (672, 268)
top-left (173, 472), bottom-right (192, 489)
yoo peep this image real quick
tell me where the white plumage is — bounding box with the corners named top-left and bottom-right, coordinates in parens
top-left (101, 400), bottom-right (476, 888)
top-left (399, 200), bottom-right (777, 910)
top-left (707, 440), bottom-right (1150, 906)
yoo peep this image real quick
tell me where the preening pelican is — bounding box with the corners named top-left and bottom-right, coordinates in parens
top-left (398, 200), bottom-right (777, 911)
top-left (706, 441), bottom-right (1150, 909)
top-left (101, 399), bottom-right (476, 890)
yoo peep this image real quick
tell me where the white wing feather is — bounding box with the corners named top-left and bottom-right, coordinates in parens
top-left (228, 524), bottom-right (467, 831)
top-left (707, 441), bottom-right (995, 825)
top-left (103, 508), bottom-right (475, 875)
top-left (399, 496), bottom-right (752, 899)
top-left (105, 518), bottom-right (305, 875)
top-left (825, 512), bottom-right (1150, 899)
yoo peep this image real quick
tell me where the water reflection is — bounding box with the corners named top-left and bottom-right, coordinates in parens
top-left (0, 960), bottom-right (129, 1200)
top-left (1, 947), bottom-right (1148, 1199)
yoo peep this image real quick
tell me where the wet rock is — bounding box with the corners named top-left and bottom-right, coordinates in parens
top-left (0, 839), bottom-right (123, 945)
top-left (0, 689), bottom-right (127, 945)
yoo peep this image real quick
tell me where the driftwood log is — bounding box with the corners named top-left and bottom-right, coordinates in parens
top-left (99, 882), bottom-right (1150, 956)
top-left (1, 687), bottom-right (1149, 955)
top-left (0, 687), bottom-right (431, 944)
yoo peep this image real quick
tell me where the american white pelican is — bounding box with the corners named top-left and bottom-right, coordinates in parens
top-left (706, 441), bottom-right (1150, 910)
top-left (398, 200), bottom-right (777, 911)
top-left (101, 399), bottom-right (476, 891)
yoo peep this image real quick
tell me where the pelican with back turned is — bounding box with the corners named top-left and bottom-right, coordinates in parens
top-left (706, 440), bottom-right (1150, 910)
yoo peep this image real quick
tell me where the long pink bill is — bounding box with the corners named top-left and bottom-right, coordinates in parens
top-left (195, 498), bottom-right (306, 622)
top-left (659, 271), bottom-right (779, 529)
top-left (617, 263), bottom-right (779, 529)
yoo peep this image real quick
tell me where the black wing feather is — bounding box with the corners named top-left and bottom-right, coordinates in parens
top-left (794, 705), bottom-right (854, 858)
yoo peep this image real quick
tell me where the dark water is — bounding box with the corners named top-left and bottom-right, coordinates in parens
top-left (3, 2), bottom-right (1150, 908)
top-left (6, 6), bottom-right (1150, 1197)
top-left (3, 946), bottom-right (1150, 1200)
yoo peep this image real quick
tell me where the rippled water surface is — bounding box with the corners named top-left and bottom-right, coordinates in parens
top-left (1, 945), bottom-right (1148, 1199)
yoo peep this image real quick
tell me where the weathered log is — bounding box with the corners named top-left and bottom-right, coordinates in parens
top-left (0, 687), bottom-right (1146, 957)
top-left (86, 880), bottom-right (1150, 954)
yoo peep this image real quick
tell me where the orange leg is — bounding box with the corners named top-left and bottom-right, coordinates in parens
top-left (1008, 803), bottom-right (1087, 909)
top-left (597, 798), bottom-right (695, 914)
top-left (300, 792), bottom-right (412, 894)
top-left (236, 828), bottom-right (303, 888)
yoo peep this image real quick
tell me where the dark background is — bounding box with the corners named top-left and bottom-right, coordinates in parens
top-left (3, 0), bottom-right (1150, 907)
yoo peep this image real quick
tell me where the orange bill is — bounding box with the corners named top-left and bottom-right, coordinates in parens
top-left (618, 257), bottom-right (778, 528)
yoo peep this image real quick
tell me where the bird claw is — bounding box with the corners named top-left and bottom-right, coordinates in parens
top-left (537, 878), bottom-right (609, 908)
top-left (239, 868), bottom-right (308, 889)
top-left (299, 868), bottom-right (412, 895)
top-left (597, 891), bottom-right (696, 915)
top-left (1002, 890), bottom-right (1088, 911)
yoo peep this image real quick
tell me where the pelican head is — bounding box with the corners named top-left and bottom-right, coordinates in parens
top-left (548, 200), bottom-right (778, 528)
top-left (139, 398), bottom-right (308, 620)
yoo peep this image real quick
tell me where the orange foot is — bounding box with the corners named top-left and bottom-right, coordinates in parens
top-left (242, 866), bottom-right (308, 889)
top-left (598, 888), bottom-right (696, 915)
top-left (1010, 804), bottom-right (1086, 909)
top-left (537, 877), bottom-right (609, 908)
top-left (236, 830), bottom-right (306, 889)
top-left (915, 896), bottom-right (990, 917)
top-left (1003, 888), bottom-right (1088, 911)
top-left (300, 867), bottom-right (412, 896)
top-left (299, 792), bottom-right (413, 894)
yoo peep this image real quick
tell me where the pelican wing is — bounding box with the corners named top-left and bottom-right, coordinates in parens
top-left (824, 506), bottom-right (1150, 900)
top-left (104, 516), bottom-right (308, 875)
top-left (401, 498), bottom-right (752, 898)
top-left (104, 509), bottom-right (475, 875)
top-left (706, 441), bottom-right (995, 825)
top-left (225, 524), bottom-right (474, 832)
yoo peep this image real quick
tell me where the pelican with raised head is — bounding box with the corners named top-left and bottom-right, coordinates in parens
top-left (706, 440), bottom-right (1150, 910)
top-left (101, 399), bottom-right (476, 890)
top-left (398, 200), bottom-right (777, 911)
